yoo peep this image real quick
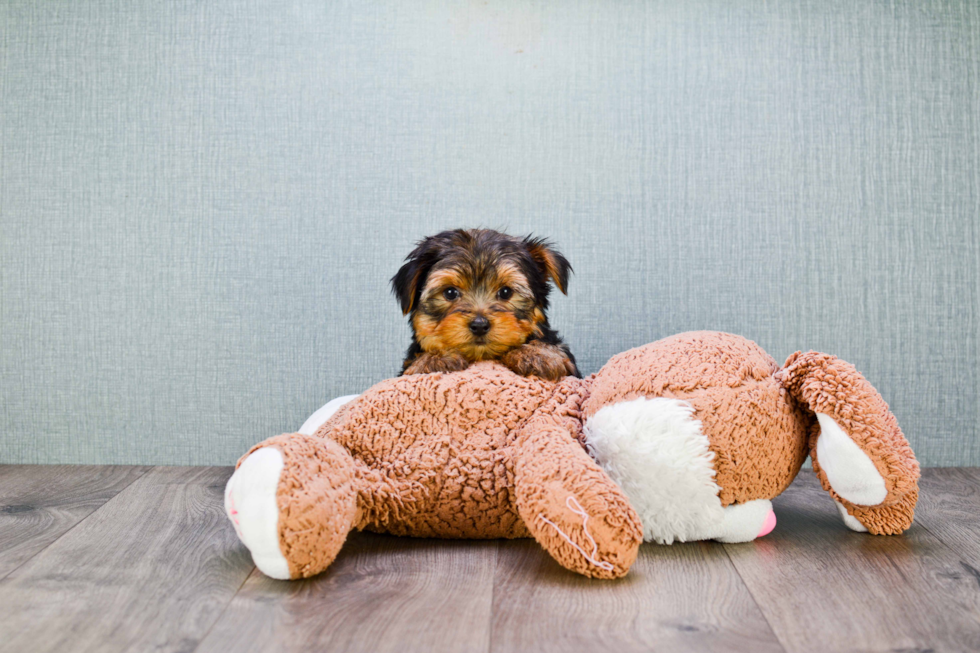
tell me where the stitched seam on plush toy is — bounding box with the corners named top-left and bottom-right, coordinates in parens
top-left (538, 495), bottom-right (614, 572)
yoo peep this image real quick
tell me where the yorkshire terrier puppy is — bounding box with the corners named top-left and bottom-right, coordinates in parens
top-left (391, 228), bottom-right (580, 381)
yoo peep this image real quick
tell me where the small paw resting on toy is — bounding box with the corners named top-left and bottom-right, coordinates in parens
top-left (226, 331), bottom-right (919, 580)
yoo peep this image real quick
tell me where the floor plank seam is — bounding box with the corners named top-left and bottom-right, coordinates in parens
top-left (720, 543), bottom-right (790, 653)
top-left (485, 541), bottom-right (499, 653)
top-left (192, 567), bottom-right (258, 653)
top-left (914, 519), bottom-right (980, 577)
top-left (4, 467), bottom-right (978, 652)
top-left (0, 465), bottom-right (152, 583)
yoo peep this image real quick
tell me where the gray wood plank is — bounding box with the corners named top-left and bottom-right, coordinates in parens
top-left (196, 532), bottom-right (497, 653)
top-left (0, 466), bottom-right (253, 653)
top-left (725, 471), bottom-right (980, 653)
top-left (490, 537), bottom-right (784, 653)
top-left (916, 468), bottom-right (980, 571)
top-left (0, 465), bottom-right (149, 579)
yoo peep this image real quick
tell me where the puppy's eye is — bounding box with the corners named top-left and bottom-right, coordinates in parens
top-left (443, 287), bottom-right (460, 301)
top-left (497, 287), bottom-right (513, 300)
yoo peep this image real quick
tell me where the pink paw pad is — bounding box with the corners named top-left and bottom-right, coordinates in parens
top-left (757, 510), bottom-right (777, 538)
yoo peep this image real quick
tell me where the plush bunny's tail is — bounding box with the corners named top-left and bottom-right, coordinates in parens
top-left (775, 351), bottom-right (919, 535)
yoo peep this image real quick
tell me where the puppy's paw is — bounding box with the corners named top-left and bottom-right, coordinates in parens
top-left (403, 352), bottom-right (471, 375)
top-left (502, 342), bottom-right (577, 381)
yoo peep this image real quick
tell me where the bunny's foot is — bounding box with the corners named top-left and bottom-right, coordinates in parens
top-left (225, 447), bottom-right (290, 579)
top-left (226, 432), bottom-right (360, 580)
top-left (713, 499), bottom-right (776, 543)
top-left (816, 413), bottom-right (920, 534)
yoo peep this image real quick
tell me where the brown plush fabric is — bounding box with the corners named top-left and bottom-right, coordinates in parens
top-left (286, 362), bottom-right (641, 578)
top-left (236, 330), bottom-right (919, 580)
top-left (778, 351), bottom-right (920, 501)
top-left (777, 350), bottom-right (920, 534)
top-left (239, 433), bottom-right (359, 579)
top-left (514, 377), bottom-right (642, 578)
top-left (581, 331), bottom-right (917, 530)
top-left (317, 363), bottom-right (552, 539)
top-left (583, 331), bottom-right (811, 505)
top-left (840, 488), bottom-right (918, 535)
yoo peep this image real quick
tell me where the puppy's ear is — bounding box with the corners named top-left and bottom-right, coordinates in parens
top-left (523, 236), bottom-right (572, 295)
top-left (391, 238), bottom-right (441, 315)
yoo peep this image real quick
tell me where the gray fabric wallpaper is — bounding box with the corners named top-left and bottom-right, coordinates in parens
top-left (1, 0), bottom-right (977, 466)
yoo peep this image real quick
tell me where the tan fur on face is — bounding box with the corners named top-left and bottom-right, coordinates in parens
top-left (422, 269), bottom-right (471, 298)
top-left (414, 262), bottom-right (543, 361)
top-left (414, 310), bottom-right (534, 360)
top-left (494, 262), bottom-right (533, 298)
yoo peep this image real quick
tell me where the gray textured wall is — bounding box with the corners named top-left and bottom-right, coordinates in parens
top-left (1, 0), bottom-right (977, 466)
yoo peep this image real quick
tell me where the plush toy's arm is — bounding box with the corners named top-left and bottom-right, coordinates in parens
top-left (777, 351), bottom-right (920, 534)
top-left (514, 394), bottom-right (643, 579)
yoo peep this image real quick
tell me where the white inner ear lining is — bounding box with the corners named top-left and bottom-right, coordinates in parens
top-left (815, 413), bottom-right (888, 506)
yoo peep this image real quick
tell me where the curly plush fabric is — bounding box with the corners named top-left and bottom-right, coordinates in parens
top-left (514, 378), bottom-right (642, 578)
top-left (777, 351), bottom-right (920, 534)
top-left (248, 362), bottom-right (644, 579)
top-left (584, 331), bottom-right (811, 506)
top-left (240, 433), bottom-right (359, 579)
top-left (316, 363), bottom-right (553, 539)
top-left (230, 330), bottom-right (919, 580)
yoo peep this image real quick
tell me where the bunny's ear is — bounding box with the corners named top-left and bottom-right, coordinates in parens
top-left (776, 351), bottom-right (920, 535)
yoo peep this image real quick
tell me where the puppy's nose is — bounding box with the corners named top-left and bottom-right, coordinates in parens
top-left (469, 316), bottom-right (491, 336)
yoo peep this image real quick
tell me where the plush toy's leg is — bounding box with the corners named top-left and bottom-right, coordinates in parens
top-left (225, 432), bottom-right (360, 579)
top-left (834, 501), bottom-right (867, 532)
top-left (777, 351), bottom-right (920, 535)
top-left (515, 412), bottom-right (643, 579)
top-left (833, 488), bottom-right (919, 535)
top-left (225, 447), bottom-right (290, 578)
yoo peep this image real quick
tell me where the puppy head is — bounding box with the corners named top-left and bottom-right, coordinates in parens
top-left (391, 229), bottom-right (572, 361)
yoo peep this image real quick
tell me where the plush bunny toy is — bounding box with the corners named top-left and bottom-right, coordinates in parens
top-left (225, 331), bottom-right (919, 580)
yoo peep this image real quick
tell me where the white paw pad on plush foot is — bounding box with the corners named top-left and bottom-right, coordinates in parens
top-left (815, 413), bottom-right (887, 506)
top-left (835, 500), bottom-right (869, 533)
top-left (224, 447), bottom-right (290, 580)
top-left (714, 499), bottom-right (776, 543)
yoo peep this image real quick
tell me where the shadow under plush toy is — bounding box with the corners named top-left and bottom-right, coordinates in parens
top-left (225, 331), bottom-right (919, 580)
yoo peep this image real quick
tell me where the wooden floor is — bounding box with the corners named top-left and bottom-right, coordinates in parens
top-left (0, 467), bottom-right (979, 653)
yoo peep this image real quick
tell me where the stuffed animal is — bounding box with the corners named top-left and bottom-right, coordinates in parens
top-left (225, 331), bottom-right (919, 580)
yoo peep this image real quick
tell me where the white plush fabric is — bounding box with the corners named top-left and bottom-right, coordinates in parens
top-left (299, 394), bottom-right (361, 436)
top-left (584, 397), bottom-right (725, 544)
top-left (714, 499), bottom-right (774, 543)
top-left (835, 500), bottom-right (869, 533)
top-left (224, 447), bottom-right (290, 580)
top-left (815, 413), bottom-right (888, 506)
